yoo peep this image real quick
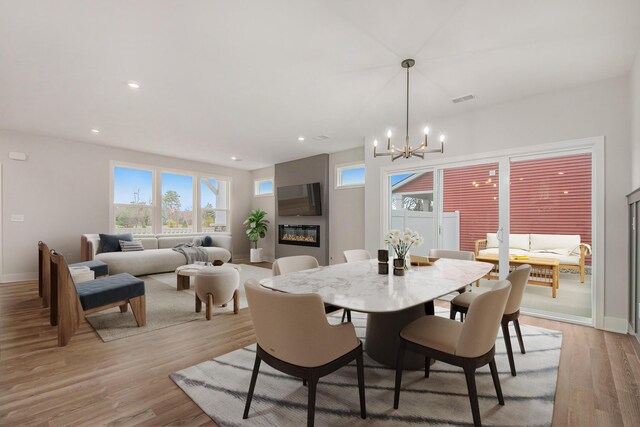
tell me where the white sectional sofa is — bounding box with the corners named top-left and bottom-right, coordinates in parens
top-left (81, 234), bottom-right (232, 276)
top-left (475, 233), bottom-right (591, 282)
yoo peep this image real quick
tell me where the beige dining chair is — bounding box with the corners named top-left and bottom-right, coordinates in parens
top-left (429, 249), bottom-right (475, 291)
top-left (340, 250), bottom-right (371, 321)
top-left (272, 255), bottom-right (319, 276)
top-left (450, 264), bottom-right (532, 376)
top-left (243, 279), bottom-right (366, 427)
top-left (394, 280), bottom-right (512, 427)
top-left (272, 255), bottom-right (348, 321)
top-left (343, 249), bottom-right (371, 263)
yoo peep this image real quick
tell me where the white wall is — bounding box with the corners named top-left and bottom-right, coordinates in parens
top-left (365, 76), bottom-right (630, 329)
top-left (0, 129), bottom-right (252, 282)
top-left (632, 49), bottom-right (640, 190)
top-left (249, 166), bottom-right (276, 262)
top-left (329, 147), bottom-right (365, 264)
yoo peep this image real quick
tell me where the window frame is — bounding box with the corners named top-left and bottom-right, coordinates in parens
top-left (254, 177), bottom-right (274, 197)
top-left (335, 161), bottom-right (365, 189)
top-left (110, 161), bottom-right (232, 236)
top-left (198, 175), bottom-right (232, 234)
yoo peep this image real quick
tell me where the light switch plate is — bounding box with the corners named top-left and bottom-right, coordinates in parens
top-left (11, 214), bottom-right (25, 222)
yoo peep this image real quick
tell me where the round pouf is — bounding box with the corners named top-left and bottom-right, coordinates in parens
top-left (194, 266), bottom-right (240, 320)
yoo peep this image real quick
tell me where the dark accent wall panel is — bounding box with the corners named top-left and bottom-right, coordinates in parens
top-left (274, 154), bottom-right (330, 265)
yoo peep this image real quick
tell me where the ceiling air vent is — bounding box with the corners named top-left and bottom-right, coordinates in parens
top-left (312, 135), bottom-right (329, 141)
top-left (452, 94), bottom-right (475, 104)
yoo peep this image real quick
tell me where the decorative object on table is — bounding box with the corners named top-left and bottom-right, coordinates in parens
top-left (384, 228), bottom-right (424, 270)
top-left (372, 58), bottom-right (446, 161)
top-left (377, 249), bottom-right (389, 274)
top-left (410, 255), bottom-right (439, 266)
top-left (393, 258), bottom-right (405, 276)
top-left (243, 209), bottom-right (269, 263)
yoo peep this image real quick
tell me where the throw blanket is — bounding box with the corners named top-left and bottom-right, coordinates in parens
top-left (173, 244), bottom-right (208, 264)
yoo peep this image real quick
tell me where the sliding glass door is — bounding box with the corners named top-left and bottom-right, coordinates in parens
top-left (384, 147), bottom-right (594, 323)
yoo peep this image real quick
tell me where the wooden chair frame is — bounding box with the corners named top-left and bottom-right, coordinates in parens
top-left (243, 342), bottom-right (366, 427)
top-left (49, 250), bottom-right (146, 346)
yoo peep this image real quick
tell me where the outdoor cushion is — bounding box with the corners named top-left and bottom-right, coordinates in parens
top-left (486, 233), bottom-right (529, 250)
top-left (76, 273), bottom-right (144, 311)
top-left (99, 233), bottom-right (133, 253)
top-left (69, 260), bottom-right (109, 277)
top-left (529, 234), bottom-right (580, 252)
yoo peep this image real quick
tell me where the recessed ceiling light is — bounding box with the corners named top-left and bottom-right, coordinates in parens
top-left (91, 129), bottom-right (100, 133)
top-left (231, 156), bottom-right (242, 161)
top-left (298, 136), bottom-right (305, 141)
top-left (127, 81), bottom-right (140, 89)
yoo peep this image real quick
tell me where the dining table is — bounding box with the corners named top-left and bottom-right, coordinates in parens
top-left (259, 258), bottom-right (494, 369)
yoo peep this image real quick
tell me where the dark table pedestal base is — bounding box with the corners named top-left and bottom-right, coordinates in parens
top-left (365, 304), bottom-right (428, 370)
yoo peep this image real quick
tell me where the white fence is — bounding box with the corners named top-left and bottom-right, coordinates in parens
top-left (390, 210), bottom-right (460, 256)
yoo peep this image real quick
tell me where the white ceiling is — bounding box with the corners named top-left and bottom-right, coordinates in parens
top-left (1, 0), bottom-right (639, 170)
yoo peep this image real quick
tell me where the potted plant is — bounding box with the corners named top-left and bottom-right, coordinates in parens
top-left (244, 209), bottom-right (269, 263)
top-left (384, 228), bottom-right (424, 270)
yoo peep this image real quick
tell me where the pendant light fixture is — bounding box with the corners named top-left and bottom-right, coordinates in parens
top-left (373, 59), bottom-right (446, 161)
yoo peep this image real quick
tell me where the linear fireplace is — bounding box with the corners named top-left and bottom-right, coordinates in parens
top-left (278, 224), bottom-right (320, 247)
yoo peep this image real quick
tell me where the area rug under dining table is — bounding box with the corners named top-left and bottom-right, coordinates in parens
top-left (171, 309), bottom-right (561, 426)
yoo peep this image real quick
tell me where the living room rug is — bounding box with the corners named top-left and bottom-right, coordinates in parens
top-left (85, 264), bottom-right (272, 342)
top-left (171, 310), bottom-right (561, 426)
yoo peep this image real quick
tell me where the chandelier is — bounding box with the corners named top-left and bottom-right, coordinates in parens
top-left (373, 59), bottom-right (445, 161)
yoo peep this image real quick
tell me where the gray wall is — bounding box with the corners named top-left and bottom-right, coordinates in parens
top-left (250, 165), bottom-right (276, 261)
top-left (274, 154), bottom-right (329, 265)
top-left (364, 76), bottom-right (630, 331)
top-left (0, 129), bottom-right (252, 282)
top-left (329, 147), bottom-right (365, 264)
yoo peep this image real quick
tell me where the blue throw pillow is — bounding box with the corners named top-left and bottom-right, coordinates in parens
top-left (202, 235), bottom-right (213, 247)
top-left (99, 233), bottom-right (133, 253)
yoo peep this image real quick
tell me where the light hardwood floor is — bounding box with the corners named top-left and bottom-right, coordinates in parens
top-left (1, 275), bottom-right (640, 426)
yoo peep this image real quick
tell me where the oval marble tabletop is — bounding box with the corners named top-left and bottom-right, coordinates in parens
top-left (259, 258), bottom-right (494, 313)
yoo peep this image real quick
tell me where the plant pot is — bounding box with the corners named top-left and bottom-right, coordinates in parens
top-left (250, 248), bottom-right (263, 263)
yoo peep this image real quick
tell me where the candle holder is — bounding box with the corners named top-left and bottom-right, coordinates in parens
top-left (393, 258), bottom-right (405, 276)
top-left (378, 261), bottom-right (389, 275)
top-left (378, 249), bottom-right (389, 274)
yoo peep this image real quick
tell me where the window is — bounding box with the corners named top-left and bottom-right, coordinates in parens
top-left (162, 172), bottom-right (194, 233)
top-left (336, 163), bottom-right (365, 188)
top-left (113, 166), bottom-right (154, 234)
top-left (200, 177), bottom-right (229, 232)
top-left (254, 178), bottom-right (274, 196)
top-left (111, 163), bottom-right (231, 235)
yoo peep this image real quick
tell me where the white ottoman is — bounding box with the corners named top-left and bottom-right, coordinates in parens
top-left (195, 266), bottom-right (240, 320)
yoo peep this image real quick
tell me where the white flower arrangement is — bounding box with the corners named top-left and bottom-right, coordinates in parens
top-left (384, 228), bottom-right (424, 261)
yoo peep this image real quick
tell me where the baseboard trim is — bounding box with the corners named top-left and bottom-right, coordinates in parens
top-left (603, 316), bottom-right (628, 334)
top-left (1, 271), bottom-right (37, 283)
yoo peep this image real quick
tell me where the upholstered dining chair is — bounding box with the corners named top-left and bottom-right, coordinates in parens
top-left (394, 280), bottom-right (512, 427)
top-left (272, 255), bottom-right (319, 276)
top-left (450, 264), bottom-right (532, 376)
top-left (343, 249), bottom-right (371, 263)
top-left (243, 279), bottom-right (366, 427)
top-left (272, 255), bottom-right (348, 321)
top-left (340, 250), bottom-right (371, 321)
top-left (428, 249), bottom-right (475, 292)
